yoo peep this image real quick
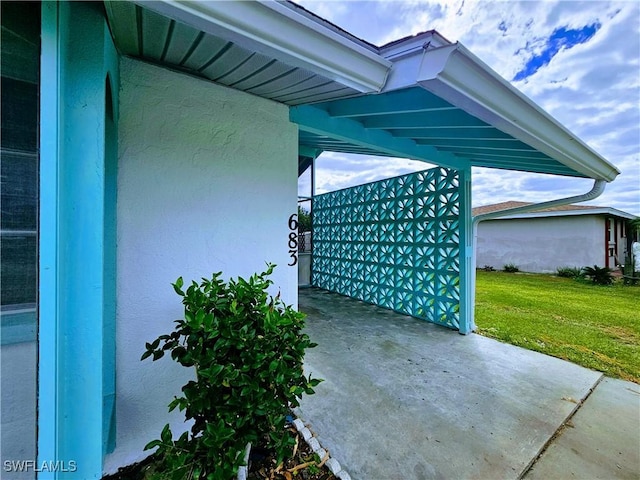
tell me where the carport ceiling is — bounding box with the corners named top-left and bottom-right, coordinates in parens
top-left (295, 87), bottom-right (580, 177)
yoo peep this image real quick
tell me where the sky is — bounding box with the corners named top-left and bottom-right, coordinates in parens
top-left (295, 0), bottom-right (640, 216)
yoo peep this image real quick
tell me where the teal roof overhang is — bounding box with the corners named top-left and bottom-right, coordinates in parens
top-left (293, 38), bottom-right (620, 181)
top-left (105, 1), bottom-right (619, 182)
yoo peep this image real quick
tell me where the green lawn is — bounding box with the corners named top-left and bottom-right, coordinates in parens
top-left (474, 271), bottom-right (640, 383)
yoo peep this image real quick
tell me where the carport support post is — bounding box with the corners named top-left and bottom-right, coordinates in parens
top-left (458, 166), bottom-right (474, 334)
top-left (310, 156), bottom-right (316, 284)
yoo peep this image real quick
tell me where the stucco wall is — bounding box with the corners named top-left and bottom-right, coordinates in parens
top-left (104, 58), bottom-right (298, 472)
top-left (475, 215), bottom-right (604, 273)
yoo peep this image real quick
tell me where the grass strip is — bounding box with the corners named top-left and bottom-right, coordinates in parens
top-left (475, 271), bottom-right (639, 383)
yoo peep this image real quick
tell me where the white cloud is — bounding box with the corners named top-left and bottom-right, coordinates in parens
top-left (298, 152), bottom-right (432, 196)
top-left (294, 0), bottom-right (640, 216)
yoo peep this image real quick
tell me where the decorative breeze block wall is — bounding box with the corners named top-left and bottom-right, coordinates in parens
top-left (312, 167), bottom-right (461, 329)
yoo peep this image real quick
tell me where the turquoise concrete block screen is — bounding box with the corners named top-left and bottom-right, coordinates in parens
top-left (312, 167), bottom-right (461, 329)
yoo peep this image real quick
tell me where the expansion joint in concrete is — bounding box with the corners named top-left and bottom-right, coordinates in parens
top-left (518, 373), bottom-right (605, 479)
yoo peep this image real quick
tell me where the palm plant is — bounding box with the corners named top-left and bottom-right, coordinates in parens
top-left (582, 265), bottom-right (614, 285)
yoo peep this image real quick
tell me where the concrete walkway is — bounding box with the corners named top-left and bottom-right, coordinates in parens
top-left (296, 288), bottom-right (640, 480)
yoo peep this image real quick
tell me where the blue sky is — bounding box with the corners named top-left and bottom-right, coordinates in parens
top-left (513, 23), bottom-right (600, 80)
top-left (296, 0), bottom-right (640, 216)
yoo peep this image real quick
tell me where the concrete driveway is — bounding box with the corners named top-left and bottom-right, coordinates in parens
top-left (296, 288), bottom-right (640, 480)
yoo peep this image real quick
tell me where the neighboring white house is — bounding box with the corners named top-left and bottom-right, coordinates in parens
top-left (474, 201), bottom-right (638, 273)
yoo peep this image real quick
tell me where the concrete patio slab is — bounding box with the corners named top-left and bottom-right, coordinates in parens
top-left (525, 377), bottom-right (640, 480)
top-left (296, 288), bottom-right (603, 480)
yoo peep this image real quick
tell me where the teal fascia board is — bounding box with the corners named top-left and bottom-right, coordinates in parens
top-left (298, 145), bottom-right (322, 159)
top-left (291, 104), bottom-right (465, 170)
top-left (39, 2), bottom-right (119, 478)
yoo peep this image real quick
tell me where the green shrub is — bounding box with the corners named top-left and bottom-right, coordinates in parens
top-left (298, 206), bottom-right (311, 233)
top-left (581, 265), bottom-right (614, 285)
top-left (503, 263), bottom-right (520, 273)
top-left (141, 264), bottom-right (321, 480)
top-left (556, 266), bottom-right (582, 279)
top-left (482, 265), bottom-right (495, 272)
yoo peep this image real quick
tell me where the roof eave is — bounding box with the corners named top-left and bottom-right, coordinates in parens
top-left (482, 208), bottom-right (637, 221)
top-left (416, 43), bottom-right (620, 181)
top-left (132, 0), bottom-right (392, 93)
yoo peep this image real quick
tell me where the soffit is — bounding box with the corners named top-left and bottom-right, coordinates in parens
top-left (104, 2), bottom-right (362, 105)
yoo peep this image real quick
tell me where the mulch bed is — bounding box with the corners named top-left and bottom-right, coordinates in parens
top-left (102, 426), bottom-right (336, 480)
top-left (247, 427), bottom-right (336, 480)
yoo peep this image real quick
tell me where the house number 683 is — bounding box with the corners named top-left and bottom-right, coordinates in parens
top-left (288, 213), bottom-right (298, 266)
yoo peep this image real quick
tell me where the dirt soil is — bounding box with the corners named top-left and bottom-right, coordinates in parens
top-left (247, 427), bottom-right (337, 480)
top-left (101, 427), bottom-right (337, 480)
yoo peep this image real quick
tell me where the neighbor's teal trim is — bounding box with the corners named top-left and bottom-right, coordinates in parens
top-left (457, 167), bottom-right (473, 335)
top-left (38, 2), bottom-right (119, 478)
top-left (290, 104), bottom-right (465, 170)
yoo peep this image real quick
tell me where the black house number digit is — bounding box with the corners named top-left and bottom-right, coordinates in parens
top-left (288, 213), bottom-right (298, 266)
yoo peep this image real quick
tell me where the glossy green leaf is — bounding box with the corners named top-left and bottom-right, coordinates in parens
top-left (143, 439), bottom-right (162, 451)
top-left (160, 424), bottom-right (172, 444)
top-left (172, 277), bottom-right (185, 296)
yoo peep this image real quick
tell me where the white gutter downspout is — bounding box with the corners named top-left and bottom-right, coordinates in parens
top-left (468, 179), bottom-right (607, 332)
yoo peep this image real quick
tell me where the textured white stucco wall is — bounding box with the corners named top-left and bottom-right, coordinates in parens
top-left (104, 58), bottom-right (298, 472)
top-left (476, 216), bottom-right (604, 273)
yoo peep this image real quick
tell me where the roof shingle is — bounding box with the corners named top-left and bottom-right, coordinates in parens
top-left (472, 201), bottom-right (609, 216)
